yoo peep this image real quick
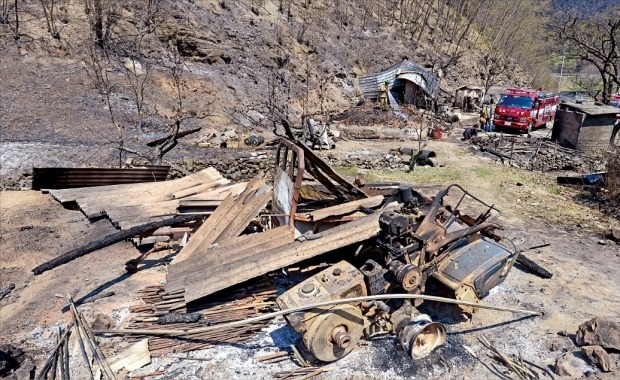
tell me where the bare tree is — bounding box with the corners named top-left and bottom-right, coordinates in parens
top-left (550, 6), bottom-right (620, 103)
top-left (40, 0), bottom-right (60, 39)
top-left (479, 53), bottom-right (507, 101)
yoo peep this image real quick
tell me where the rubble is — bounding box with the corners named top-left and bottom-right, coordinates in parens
top-left (0, 344), bottom-right (26, 377)
top-left (580, 345), bottom-right (615, 372)
top-left (471, 135), bottom-right (606, 172)
top-left (554, 352), bottom-right (590, 378)
top-left (25, 137), bottom-right (547, 378)
top-left (575, 317), bottom-right (620, 351)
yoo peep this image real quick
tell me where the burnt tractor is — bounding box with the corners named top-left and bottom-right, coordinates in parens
top-left (276, 184), bottom-right (517, 363)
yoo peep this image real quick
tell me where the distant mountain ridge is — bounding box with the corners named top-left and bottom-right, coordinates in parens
top-left (553, 0), bottom-right (618, 13)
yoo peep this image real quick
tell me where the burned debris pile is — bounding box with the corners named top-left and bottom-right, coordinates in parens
top-left (125, 283), bottom-right (277, 356)
top-left (471, 135), bottom-right (607, 172)
top-left (27, 138), bottom-right (549, 379)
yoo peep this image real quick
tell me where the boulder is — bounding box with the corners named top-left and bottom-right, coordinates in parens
top-left (581, 345), bottom-right (615, 372)
top-left (576, 317), bottom-right (620, 351)
top-left (554, 352), bottom-right (589, 378)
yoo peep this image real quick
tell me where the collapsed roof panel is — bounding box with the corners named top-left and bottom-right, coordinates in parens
top-left (359, 59), bottom-right (440, 99)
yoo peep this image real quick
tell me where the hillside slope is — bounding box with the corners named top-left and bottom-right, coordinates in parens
top-left (0, 0), bottom-right (529, 178)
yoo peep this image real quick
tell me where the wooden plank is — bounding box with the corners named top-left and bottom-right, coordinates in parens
top-left (167, 226), bottom-right (293, 279)
top-left (109, 339), bottom-right (151, 372)
top-left (165, 226), bottom-right (293, 293)
top-left (171, 178), bottom-right (230, 199)
top-left (216, 186), bottom-right (272, 241)
top-left (74, 171), bottom-right (225, 211)
top-left (301, 195), bottom-right (383, 222)
top-left (183, 212), bottom-right (381, 302)
top-left (170, 232), bottom-right (293, 294)
top-left (171, 179), bottom-right (266, 264)
top-left (181, 182), bottom-right (248, 202)
top-left (104, 200), bottom-right (180, 226)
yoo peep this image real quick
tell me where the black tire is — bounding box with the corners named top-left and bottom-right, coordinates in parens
top-left (527, 121), bottom-right (534, 135)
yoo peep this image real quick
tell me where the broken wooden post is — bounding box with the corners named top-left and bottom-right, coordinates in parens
top-left (32, 214), bottom-right (204, 275)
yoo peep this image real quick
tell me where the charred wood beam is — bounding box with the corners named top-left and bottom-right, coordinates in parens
top-left (516, 253), bottom-right (553, 279)
top-left (32, 214), bottom-right (204, 275)
top-left (147, 127), bottom-right (202, 147)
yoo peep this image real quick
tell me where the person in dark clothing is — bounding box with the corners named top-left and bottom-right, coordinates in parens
top-left (463, 126), bottom-right (478, 140)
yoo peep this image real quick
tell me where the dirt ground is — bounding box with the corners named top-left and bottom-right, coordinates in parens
top-left (1, 131), bottom-right (619, 379)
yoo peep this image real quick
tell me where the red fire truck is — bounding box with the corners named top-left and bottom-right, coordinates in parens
top-left (493, 88), bottom-right (559, 133)
top-left (612, 94), bottom-right (620, 127)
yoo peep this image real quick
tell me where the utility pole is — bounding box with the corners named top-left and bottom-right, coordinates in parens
top-left (557, 49), bottom-right (566, 92)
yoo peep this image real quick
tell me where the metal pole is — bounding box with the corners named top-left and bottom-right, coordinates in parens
top-left (95, 294), bottom-right (543, 337)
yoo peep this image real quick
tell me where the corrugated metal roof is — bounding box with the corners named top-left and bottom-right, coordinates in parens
top-left (32, 166), bottom-right (170, 190)
top-left (560, 102), bottom-right (620, 116)
top-left (359, 59), bottom-right (440, 99)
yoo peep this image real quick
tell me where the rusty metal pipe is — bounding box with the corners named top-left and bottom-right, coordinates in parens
top-left (94, 294), bottom-right (543, 337)
top-left (425, 222), bottom-right (499, 254)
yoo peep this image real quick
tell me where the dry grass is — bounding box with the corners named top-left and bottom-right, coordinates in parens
top-left (335, 157), bottom-right (614, 234)
top-left (607, 151), bottom-right (620, 200)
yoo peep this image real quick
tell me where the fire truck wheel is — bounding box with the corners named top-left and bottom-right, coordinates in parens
top-left (527, 121), bottom-right (534, 135)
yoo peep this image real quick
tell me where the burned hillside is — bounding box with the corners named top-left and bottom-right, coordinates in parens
top-left (2, 1), bottom-right (620, 380)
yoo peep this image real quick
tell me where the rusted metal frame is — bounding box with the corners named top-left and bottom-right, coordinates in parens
top-left (304, 160), bottom-right (348, 201)
top-left (297, 142), bottom-right (368, 199)
top-left (416, 184), bottom-right (503, 269)
top-left (443, 191), bottom-right (468, 229)
top-left (275, 139), bottom-right (305, 228)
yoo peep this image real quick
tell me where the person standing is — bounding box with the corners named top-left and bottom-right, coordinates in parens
top-left (380, 81), bottom-right (389, 111)
top-left (489, 96), bottom-right (496, 131)
top-left (480, 105), bottom-right (489, 131)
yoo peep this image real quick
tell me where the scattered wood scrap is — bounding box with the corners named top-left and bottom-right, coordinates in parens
top-left (32, 214), bottom-right (205, 275)
top-left (295, 195), bottom-right (383, 222)
top-left (516, 253), bottom-right (553, 279)
top-left (109, 339), bottom-right (151, 372)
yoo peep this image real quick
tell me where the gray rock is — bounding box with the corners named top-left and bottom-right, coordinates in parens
top-left (576, 317), bottom-right (620, 351)
top-left (554, 352), bottom-right (589, 378)
top-left (580, 345), bottom-right (615, 372)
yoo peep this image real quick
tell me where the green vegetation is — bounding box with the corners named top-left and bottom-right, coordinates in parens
top-left (471, 167), bottom-right (493, 178)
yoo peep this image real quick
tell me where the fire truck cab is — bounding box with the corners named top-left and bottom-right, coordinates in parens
top-left (493, 88), bottom-right (559, 133)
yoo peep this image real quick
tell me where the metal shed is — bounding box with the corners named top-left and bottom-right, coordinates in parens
top-left (359, 59), bottom-right (440, 108)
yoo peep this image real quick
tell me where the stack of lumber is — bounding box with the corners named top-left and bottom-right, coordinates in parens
top-left (46, 168), bottom-right (247, 229)
top-left (172, 178), bottom-right (275, 264)
top-left (126, 284), bottom-right (276, 356)
top-left (166, 211), bottom-right (381, 303)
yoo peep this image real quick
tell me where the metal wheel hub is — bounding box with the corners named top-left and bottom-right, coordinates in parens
top-left (303, 304), bottom-right (364, 362)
